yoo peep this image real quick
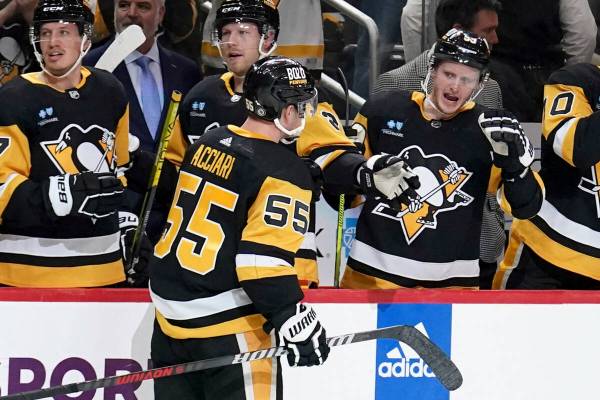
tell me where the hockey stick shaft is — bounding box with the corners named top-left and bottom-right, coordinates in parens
top-left (94, 25), bottom-right (146, 72)
top-left (127, 90), bottom-right (182, 272)
top-left (0, 324), bottom-right (461, 399)
top-left (333, 67), bottom-right (351, 288)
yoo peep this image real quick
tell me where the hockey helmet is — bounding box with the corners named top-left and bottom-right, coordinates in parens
top-left (214, 0), bottom-right (280, 41)
top-left (244, 57), bottom-right (317, 135)
top-left (431, 28), bottom-right (490, 73)
top-left (31, 0), bottom-right (94, 39)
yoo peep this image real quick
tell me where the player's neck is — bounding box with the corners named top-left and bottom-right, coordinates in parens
top-left (241, 117), bottom-right (284, 143)
top-left (41, 66), bottom-right (82, 91)
top-left (232, 74), bottom-right (245, 93)
top-left (423, 96), bottom-right (457, 120)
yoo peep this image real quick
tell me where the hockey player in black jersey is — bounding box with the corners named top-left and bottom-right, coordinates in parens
top-left (161, 0), bottom-right (419, 287)
top-left (341, 29), bottom-right (544, 289)
top-left (149, 57), bottom-right (330, 400)
top-left (493, 62), bottom-right (600, 289)
top-left (0, 0), bottom-right (130, 287)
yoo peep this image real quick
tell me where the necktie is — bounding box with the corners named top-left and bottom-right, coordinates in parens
top-left (135, 56), bottom-right (161, 139)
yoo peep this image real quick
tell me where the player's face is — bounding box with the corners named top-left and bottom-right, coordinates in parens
top-left (431, 61), bottom-right (480, 115)
top-left (38, 22), bottom-right (84, 76)
top-left (115, 0), bottom-right (165, 53)
top-left (469, 9), bottom-right (499, 48)
top-left (219, 22), bottom-right (265, 77)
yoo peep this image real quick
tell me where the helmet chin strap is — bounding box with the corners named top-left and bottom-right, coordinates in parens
top-left (34, 34), bottom-right (91, 80)
top-left (274, 116), bottom-right (305, 138)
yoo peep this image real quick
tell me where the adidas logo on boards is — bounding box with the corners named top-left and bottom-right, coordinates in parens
top-left (378, 322), bottom-right (436, 379)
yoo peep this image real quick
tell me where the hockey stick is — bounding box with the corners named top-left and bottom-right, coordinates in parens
top-left (126, 90), bottom-right (182, 276)
top-left (0, 324), bottom-right (462, 399)
top-left (94, 25), bottom-right (145, 72)
top-left (333, 67), bottom-right (350, 288)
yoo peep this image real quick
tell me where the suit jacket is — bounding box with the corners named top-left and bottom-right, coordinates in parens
top-left (84, 38), bottom-right (202, 152)
top-left (373, 50), bottom-right (503, 110)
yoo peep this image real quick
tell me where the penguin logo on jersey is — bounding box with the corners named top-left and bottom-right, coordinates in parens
top-left (578, 165), bottom-right (600, 218)
top-left (40, 124), bottom-right (117, 174)
top-left (372, 145), bottom-right (474, 244)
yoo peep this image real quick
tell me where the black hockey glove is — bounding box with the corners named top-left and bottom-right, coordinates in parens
top-left (269, 304), bottom-right (330, 367)
top-left (43, 172), bottom-right (124, 219)
top-left (301, 157), bottom-right (324, 201)
top-left (356, 154), bottom-right (420, 200)
top-left (478, 111), bottom-right (534, 180)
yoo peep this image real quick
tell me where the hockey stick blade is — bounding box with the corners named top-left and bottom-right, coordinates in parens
top-left (95, 25), bottom-right (145, 72)
top-left (0, 325), bottom-right (461, 399)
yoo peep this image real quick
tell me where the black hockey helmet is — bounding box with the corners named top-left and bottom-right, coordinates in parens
top-left (431, 28), bottom-right (490, 73)
top-left (244, 56), bottom-right (317, 122)
top-left (214, 0), bottom-right (280, 41)
top-left (31, 0), bottom-right (94, 39)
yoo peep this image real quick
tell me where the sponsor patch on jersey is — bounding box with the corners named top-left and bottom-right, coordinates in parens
top-left (190, 100), bottom-right (207, 117)
top-left (372, 145), bottom-right (474, 244)
top-left (375, 304), bottom-right (452, 400)
top-left (381, 120), bottom-right (404, 138)
top-left (37, 106), bottom-right (58, 126)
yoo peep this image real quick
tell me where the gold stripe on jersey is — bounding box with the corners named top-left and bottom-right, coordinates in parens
top-left (487, 166), bottom-right (502, 192)
top-left (0, 124), bottom-right (32, 218)
top-left (0, 260), bottom-right (125, 288)
top-left (165, 117), bottom-right (187, 168)
top-left (22, 67), bottom-right (92, 90)
top-left (115, 104), bottom-right (130, 169)
top-left (239, 329), bottom-right (277, 400)
top-left (294, 257), bottom-right (318, 288)
top-left (241, 176), bottom-right (312, 254)
top-left (220, 72), bottom-right (235, 96)
top-left (341, 266), bottom-right (478, 290)
top-left (155, 310), bottom-right (266, 339)
top-left (499, 214), bottom-right (600, 281)
top-left (542, 84), bottom-right (592, 167)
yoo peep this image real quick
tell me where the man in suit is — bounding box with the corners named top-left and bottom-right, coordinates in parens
top-left (83, 0), bottom-right (201, 258)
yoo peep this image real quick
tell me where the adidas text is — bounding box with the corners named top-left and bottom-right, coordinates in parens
top-left (378, 358), bottom-right (435, 378)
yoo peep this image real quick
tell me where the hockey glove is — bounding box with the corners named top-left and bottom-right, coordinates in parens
top-left (269, 304), bottom-right (330, 367)
top-left (118, 211), bottom-right (151, 287)
top-left (357, 154), bottom-right (420, 200)
top-left (43, 172), bottom-right (124, 219)
top-left (478, 111), bottom-right (534, 179)
top-left (345, 123), bottom-right (366, 153)
top-left (302, 157), bottom-right (324, 201)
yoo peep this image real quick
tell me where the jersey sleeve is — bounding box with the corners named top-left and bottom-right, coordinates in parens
top-left (296, 102), bottom-right (358, 169)
top-left (543, 64), bottom-right (600, 168)
top-left (0, 97), bottom-right (50, 228)
top-left (237, 175), bottom-right (312, 318)
top-left (164, 116), bottom-right (188, 168)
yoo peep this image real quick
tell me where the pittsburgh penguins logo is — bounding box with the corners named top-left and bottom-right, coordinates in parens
top-left (40, 124), bottom-right (117, 174)
top-left (372, 145), bottom-right (473, 244)
top-left (578, 165), bottom-right (600, 218)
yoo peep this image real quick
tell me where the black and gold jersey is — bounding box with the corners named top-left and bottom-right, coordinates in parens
top-left (495, 63), bottom-right (600, 285)
top-left (344, 90), bottom-right (505, 289)
top-left (0, 67), bottom-right (129, 287)
top-left (150, 125), bottom-right (312, 339)
top-left (164, 72), bottom-right (357, 286)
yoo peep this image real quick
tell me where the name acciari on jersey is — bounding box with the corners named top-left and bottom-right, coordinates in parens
top-left (0, 67), bottom-right (129, 287)
top-left (150, 125), bottom-right (313, 339)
